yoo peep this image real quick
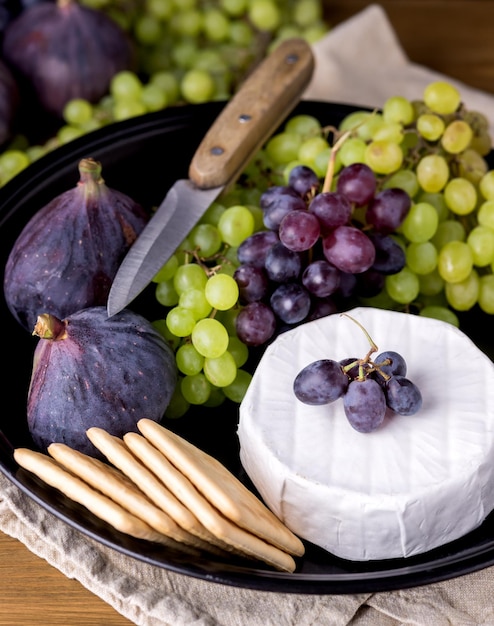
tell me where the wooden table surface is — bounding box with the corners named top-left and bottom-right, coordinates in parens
top-left (2, 2), bottom-right (494, 624)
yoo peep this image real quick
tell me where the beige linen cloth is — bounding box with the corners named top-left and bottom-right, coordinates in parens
top-left (2, 4), bottom-right (494, 625)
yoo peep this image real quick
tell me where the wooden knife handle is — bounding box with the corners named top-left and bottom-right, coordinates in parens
top-left (188, 37), bottom-right (315, 189)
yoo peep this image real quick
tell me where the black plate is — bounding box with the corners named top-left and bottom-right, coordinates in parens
top-left (2, 101), bottom-right (494, 595)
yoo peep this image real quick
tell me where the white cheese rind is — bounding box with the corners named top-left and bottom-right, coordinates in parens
top-left (237, 307), bottom-right (494, 561)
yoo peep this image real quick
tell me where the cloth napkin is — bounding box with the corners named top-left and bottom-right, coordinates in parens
top-left (3, 4), bottom-right (494, 625)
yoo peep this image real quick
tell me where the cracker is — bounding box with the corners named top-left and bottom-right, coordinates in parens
top-left (122, 430), bottom-right (297, 573)
top-left (137, 418), bottom-right (305, 557)
top-left (85, 427), bottom-right (228, 556)
top-left (47, 442), bottom-right (211, 554)
top-left (13, 447), bottom-right (188, 549)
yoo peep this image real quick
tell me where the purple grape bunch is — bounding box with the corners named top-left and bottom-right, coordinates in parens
top-left (234, 163), bottom-right (411, 347)
top-left (293, 317), bottom-right (423, 433)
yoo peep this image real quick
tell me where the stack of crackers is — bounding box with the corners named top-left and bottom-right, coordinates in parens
top-left (13, 419), bottom-right (305, 573)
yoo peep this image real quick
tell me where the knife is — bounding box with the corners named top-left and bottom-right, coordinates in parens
top-left (107, 37), bottom-right (315, 317)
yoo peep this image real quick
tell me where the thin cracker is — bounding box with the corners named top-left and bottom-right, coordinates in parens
top-left (47, 442), bottom-right (211, 554)
top-left (13, 447), bottom-right (189, 550)
top-left (85, 427), bottom-right (229, 556)
top-left (137, 418), bottom-right (305, 557)
top-left (122, 431), bottom-right (297, 573)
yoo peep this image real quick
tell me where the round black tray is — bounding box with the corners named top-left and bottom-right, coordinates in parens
top-left (1, 100), bottom-right (494, 594)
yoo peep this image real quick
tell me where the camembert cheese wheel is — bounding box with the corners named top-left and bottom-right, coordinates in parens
top-left (238, 307), bottom-right (494, 561)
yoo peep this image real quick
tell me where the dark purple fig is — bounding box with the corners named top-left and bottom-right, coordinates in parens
top-left (28, 307), bottom-right (177, 457)
top-left (2, 0), bottom-right (134, 118)
top-left (3, 157), bottom-right (149, 331)
top-left (0, 58), bottom-right (19, 145)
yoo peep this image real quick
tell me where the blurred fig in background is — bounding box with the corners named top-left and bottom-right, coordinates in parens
top-left (2, 0), bottom-right (134, 118)
top-left (0, 58), bottom-right (19, 145)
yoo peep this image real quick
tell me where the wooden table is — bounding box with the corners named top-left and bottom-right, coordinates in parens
top-left (2, 2), bottom-right (494, 624)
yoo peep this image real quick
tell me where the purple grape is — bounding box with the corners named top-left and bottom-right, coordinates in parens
top-left (260, 186), bottom-right (306, 230)
top-left (293, 359), bottom-right (349, 405)
top-left (384, 375), bottom-right (422, 415)
top-left (354, 268), bottom-right (385, 297)
top-left (366, 188), bottom-right (411, 233)
top-left (302, 259), bottom-right (340, 297)
top-left (374, 350), bottom-right (407, 378)
top-left (339, 357), bottom-right (362, 381)
top-left (237, 230), bottom-right (279, 268)
top-left (308, 191), bottom-right (352, 234)
top-left (306, 296), bottom-right (338, 321)
top-left (336, 272), bottom-right (357, 298)
top-left (343, 378), bottom-right (387, 433)
top-left (288, 164), bottom-right (320, 198)
top-left (322, 225), bottom-right (376, 273)
top-left (368, 233), bottom-right (406, 275)
top-left (235, 301), bottom-right (277, 346)
top-left (264, 241), bottom-right (302, 282)
top-left (233, 264), bottom-right (269, 303)
top-left (270, 282), bottom-right (311, 324)
top-left (279, 209), bottom-right (321, 252)
top-left (336, 163), bottom-right (377, 207)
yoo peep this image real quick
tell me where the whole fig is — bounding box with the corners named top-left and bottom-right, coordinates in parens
top-left (4, 157), bottom-right (149, 331)
top-left (2, 0), bottom-right (134, 118)
top-left (28, 307), bottom-right (177, 457)
top-left (0, 58), bottom-right (19, 146)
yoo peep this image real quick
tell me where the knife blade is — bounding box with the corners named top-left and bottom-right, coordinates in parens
top-left (107, 37), bottom-right (315, 316)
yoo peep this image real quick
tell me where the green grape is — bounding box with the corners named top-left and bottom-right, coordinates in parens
top-left (203, 386), bottom-right (226, 407)
top-left (406, 241), bottom-right (438, 274)
top-left (456, 148), bottom-right (488, 185)
top-left (151, 319), bottom-right (181, 351)
top-left (0, 150), bottom-right (30, 183)
top-left (248, 0), bottom-right (281, 31)
top-left (173, 263), bottom-right (208, 294)
top-left (284, 114), bottom-right (321, 138)
top-left (146, 0), bottom-right (174, 20)
top-left (205, 273), bottom-right (239, 310)
top-left (419, 305), bottom-right (459, 327)
top-left (217, 205), bottom-right (255, 246)
top-left (181, 373), bottom-right (211, 404)
top-left (227, 335), bottom-right (249, 367)
top-left (199, 202), bottom-right (226, 226)
top-left (191, 317), bottom-right (229, 358)
top-left (423, 81), bottom-right (461, 115)
top-left (417, 192), bottom-right (449, 221)
top-left (265, 132), bottom-right (302, 164)
top-left (338, 137), bottom-right (367, 167)
top-left (134, 13), bottom-right (162, 44)
top-left (479, 171), bottom-right (494, 201)
top-left (418, 268), bottom-right (444, 296)
top-left (382, 169), bottom-right (419, 197)
top-left (110, 70), bottom-right (143, 100)
top-left (113, 100), bottom-right (147, 121)
top-left (313, 148), bottom-right (333, 178)
top-left (179, 287), bottom-right (212, 319)
top-left (215, 308), bottom-right (239, 335)
top-left (203, 8), bottom-right (230, 41)
top-left (382, 95), bottom-right (414, 125)
top-left (189, 223), bottom-right (222, 257)
top-left (416, 113), bottom-right (445, 141)
top-left (57, 125), bottom-right (85, 144)
top-left (176, 343), bottom-right (204, 375)
top-left (298, 136), bottom-right (329, 167)
top-left (150, 71), bottom-right (180, 105)
top-left (445, 269), bottom-right (479, 311)
top-left (364, 140), bottom-right (403, 174)
top-left (152, 254), bottom-right (179, 282)
top-left (478, 274), bottom-right (494, 314)
top-left (478, 200), bottom-right (494, 230)
top-left (63, 98), bottom-right (93, 126)
top-left (416, 154), bottom-right (450, 193)
top-left (166, 306), bottom-right (197, 337)
top-left (339, 111), bottom-right (384, 142)
top-left (223, 369), bottom-right (252, 403)
top-left (431, 219), bottom-right (466, 249)
top-left (401, 202), bottom-right (439, 243)
top-left (292, 0), bottom-right (322, 26)
top-left (203, 350), bottom-right (237, 386)
top-left (467, 225), bottom-right (494, 266)
top-left (220, 0), bottom-right (248, 17)
top-left (441, 120), bottom-right (473, 154)
top-left (443, 177), bottom-right (477, 215)
top-left (385, 267), bottom-right (420, 304)
top-left (371, 121), bottom-right (404, 144)
top-left (229, 19), bottom-right (254, 45)
top-left (437, 240), bottom-right (474, 283)
top-left (180, 69), bottom-right (215, 103)
top-left (164, 384), bottom-right (190, 418)
top-left (141, 82), bottom-right (167, 111)
top-left (303, 21), bottom-right (330, 43)
top-left (155, 279), bottom-right (179, 306)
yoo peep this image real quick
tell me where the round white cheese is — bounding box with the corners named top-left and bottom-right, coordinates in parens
top-left (237, 307), bottom-right (494, 561)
